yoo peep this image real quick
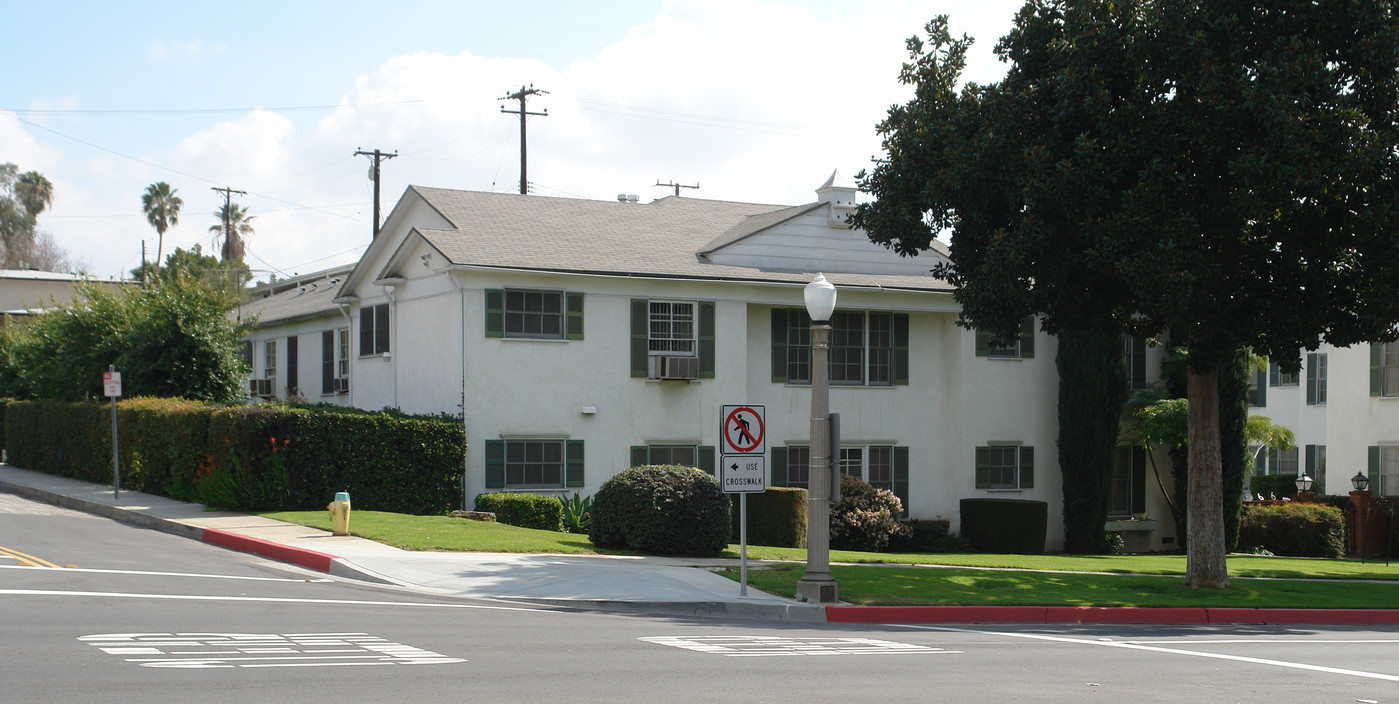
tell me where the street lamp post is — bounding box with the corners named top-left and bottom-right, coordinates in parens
top-left (796, 273), bottom-right (839, 604)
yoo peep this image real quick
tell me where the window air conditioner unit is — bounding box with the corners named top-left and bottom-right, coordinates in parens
top-left (657, 355), bottom-right (699, 380)
top-left (249, 380), bottom-right (259, 396)
top-left (333, 377), bottom-right (350, 394)
top-left (255, 379), bottom-right (275, 398)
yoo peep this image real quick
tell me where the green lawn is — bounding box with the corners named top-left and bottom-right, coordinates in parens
top-left (262, 509), bottom-right (1399, 608)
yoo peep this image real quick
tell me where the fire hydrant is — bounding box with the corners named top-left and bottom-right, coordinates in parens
top-left (327, 491), bottom-right (351, 536)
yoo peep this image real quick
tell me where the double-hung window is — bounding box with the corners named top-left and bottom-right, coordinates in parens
top-left (628, 444), bottom-right (716, 474)
top-left (1373, 342), bottom-right (1399, 397)
top-left (975, 317), bottom-right (1035, 359)
top-left (322, 328), bottom-right (350, 394)
top-left (1305, 445), bottom-right (1327, 489)
top-left (263, 340), bottom-right (276, 383)
top-left (1110, 446), bottom-right (1147, 517)
top-left (630, 299), bottom-right (713, 378)
top-left (484, 438), bottom-right (585, 490)
top-left (975, 444), bottom-right (1034, 490)
top-left (486, 289), bottom-right (584, 341)
top-left (649, 301), bottom-right (695, 355)
top-left (774, 444), bottom-right (910, 511)
top-left (771, 309), bottom-right (908, 386)
top-left (839, 446), bottom-right (895, 492)
top-left (1371, 446), bottom-right (1399, 496)
top-left (359, 303), bottom-right (389, 356)
top-left (1270, 358), bottom-right (1300, 387)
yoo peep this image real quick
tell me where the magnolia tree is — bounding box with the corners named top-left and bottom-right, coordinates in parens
top-left (852, 1), bottom-right (1399, 587)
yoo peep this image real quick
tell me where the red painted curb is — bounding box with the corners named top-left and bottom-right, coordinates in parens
top-left (826, 605), bottom-right (1399, 626)
top-left (201, 528), bottom-right (338, 574)
top-left (1206, 608), bottom-right (1399, 625)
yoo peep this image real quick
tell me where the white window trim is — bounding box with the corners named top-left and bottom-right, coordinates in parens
top-left (504, 288), bottom-right (565, 341)
top-left (502, 437), bottom-right (567, 490)
top-left (647, 300), bottom-right (697, 357)
top-left (787, 309), bottom-right (896, 387)
top-left (986, 441), bottom-right (1025, 492)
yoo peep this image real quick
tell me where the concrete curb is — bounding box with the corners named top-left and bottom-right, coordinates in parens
top-left (826, 605), bottom-right (1399, 626)
top-left (0, 477), bottom-right (204, 541)
top-left (506, 597), bottom-right (829, 622)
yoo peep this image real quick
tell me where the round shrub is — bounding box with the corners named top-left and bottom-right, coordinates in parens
top-left (1238, 502), bottom-right (1345, 558)
top-left (589, 465), bottom-right (731, 556)
top-left (830, 474), bottom-right (910, 552)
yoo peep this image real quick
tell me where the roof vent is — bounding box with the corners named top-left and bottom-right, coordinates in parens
top-left (617, 194), bottom-right (640, 203)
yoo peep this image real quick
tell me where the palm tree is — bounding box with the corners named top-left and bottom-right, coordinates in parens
top-left (15, 171), bottom-right (53, 218)
top-left (209, 203), bottom-right (255, 262)
top-left (141, 182), bottom-right (182, 274)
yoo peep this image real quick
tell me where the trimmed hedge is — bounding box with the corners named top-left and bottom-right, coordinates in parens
top-left (730, 487), bottom-right (807, 548)
top-left (960, 498), bottom-right (1048, 554)
top-left (3, 399), bottom-right (465, 514)
top-left (590, 465), bottom-right (730, 556)
top-left (1249, 474), bottom-right (1300, 501)
top-left (475, 492), bottom-right (565, 531)
top-left (1238, 502), bottom-right (1345, 558)
top-left (888, 520), bottom-right (974, 553)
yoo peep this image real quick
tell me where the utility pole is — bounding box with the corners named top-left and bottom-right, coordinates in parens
top-left (655, 180), bottom-right (699, 197)
top-left (210, 186), bottom-right (247, 262)
top-left (499, 85), bottom-right (548, 195)
top-left (355, 148), bottom-right (398, 239)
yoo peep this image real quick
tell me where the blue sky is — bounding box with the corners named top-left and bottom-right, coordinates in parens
top-left (3, 1), bottom-right (1020, 281)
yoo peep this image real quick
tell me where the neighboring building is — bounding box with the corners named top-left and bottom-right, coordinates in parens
top-left (0, 269), bottom-right (128, 324)
top-left (1249, 343), bottom-right (1399, 498)
top-left (243, 170), bottom-right (1393, 551)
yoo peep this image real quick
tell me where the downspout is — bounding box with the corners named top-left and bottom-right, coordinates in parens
top-left (383, 283), bottom-right (399, 410)
top-left (337, 303), bottom-right (354, 407)
top-left (448, 272), bottom-right (468, 511)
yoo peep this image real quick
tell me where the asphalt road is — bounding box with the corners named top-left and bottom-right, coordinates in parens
top-left (4, 492), bottom-right (1399, 703)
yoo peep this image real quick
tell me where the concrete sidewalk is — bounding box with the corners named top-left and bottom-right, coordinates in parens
top-left (5, 463), bottom-right (1399, 626)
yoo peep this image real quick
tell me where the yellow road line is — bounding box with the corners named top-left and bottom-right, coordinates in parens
top-left (0, 545), bottom-right (62, 569)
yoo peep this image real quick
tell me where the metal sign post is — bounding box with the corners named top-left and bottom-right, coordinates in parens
top-left (720, 405), bottom-right (766, 597)
top-left (103, 366), bottom-right (122, 499)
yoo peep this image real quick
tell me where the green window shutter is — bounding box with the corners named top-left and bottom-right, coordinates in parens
top-left (359, 306), bottom-right (374, 355)
top-left (1269, 360), bottom-right (1280, 387)
top-left (375, 304), bottom-right (390, 354)
top-left (1372, 343), bottom-right (1384, 397)
top-left (565, 292), bottom-right (584, 340)
top-left (1268, 448), bottom-right (1279, 475)
top-left (698, 301), bottom-right (716, 379)
top-left (771, 447), bottom-right (789, 487)
top-left (1256, 449), bottom-right (1268, 475)
top-left (1019, 446), bottom-right (1035, 488)
top-left (1305, 445), bottom-right (1317, 478)
top-left (485, 289), bottom-right (505, 338)
top-left (321, 330), bottom-right (334, 394)
top-left (771, 309), bottom-right (789, 383)
top-left (1255, 367), bottom-right (1268, 407)
top-left (484, 439), bottom-right (505, 489)
top-left (893, 446), bottom-right (910, 517)
top-left (1306, 353), bottom-right (1318, 405)
top-left (975, 447), bottom-right (990, 489)
top-left (893, 313), bottom-right (910, 385)
top-left (631, 299), bottom-right (649, 378)
top-left (1130, 336), bottom-right (1147, 389)
top-left (629, 446), bottom-right (649, 468)
top-left (1019, 317), bottom-right (1035, 359)
top-left (1130, 447), bottom-right (1147, 514)
top-left (974, 329), bottom-right (990, 357)
top-left (1369, 446), bottom-right (1381, 489)
top-left (698, 445), bottom-right (716, 475)
top-left (565, 440), bottom-right (585, 488)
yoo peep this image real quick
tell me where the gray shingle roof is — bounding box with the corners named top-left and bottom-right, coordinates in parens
top-left (409, 188), bottom-right (951, 292)
top-left (234, 267), bottom-right (350, 325)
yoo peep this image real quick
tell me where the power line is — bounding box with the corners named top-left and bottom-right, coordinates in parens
top-left (656, 180), bottom-right (699, 197)
top-left (211, 186), bottom-right (248, 262)
top-left (2, 99), bottom-right (443, 116)
top-left (499, 85), bottom-right (548, 195)
top-left (354, 148), bottom-right (397, 239)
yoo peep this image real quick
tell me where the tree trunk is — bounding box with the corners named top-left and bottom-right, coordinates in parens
top-left (1185, 365), bottom-right (1229, 588)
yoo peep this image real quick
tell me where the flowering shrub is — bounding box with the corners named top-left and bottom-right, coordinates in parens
top-left (830, 474), bottom-right (910, 552)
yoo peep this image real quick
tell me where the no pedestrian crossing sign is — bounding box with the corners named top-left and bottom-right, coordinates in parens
top-left (720, 405), bottom-right (765, 455)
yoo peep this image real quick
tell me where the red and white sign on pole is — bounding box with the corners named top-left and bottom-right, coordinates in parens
top-left (721, 405), bottom-right (765, 455)
top-left (103, 371), bottom-right (122, 398)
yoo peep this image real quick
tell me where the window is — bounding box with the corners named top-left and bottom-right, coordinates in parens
top-left (775, 444), bottom-right (909, 512)
top-left (786, 446), bottom-right (811, 489)
top-left (629, 444), bottom-right (715, 474)
top-left (1373, 446), bottom-right (1399, 496)
top-left (322, 328), bottom-right (350, 394)
top-left (1110, 446), bottom-right (1147, 517)
top-left (649, 301), bottom-right (695, 355)
top-left (975, 317), bottom-right (1035, 359)
top-left (975, 444), bottom-right (1034, 490)
top-left (1307, 353), bottom-right (1328, 405)
top-left (359, 303), bottom-right (389, 355)
top-left (1275, 447), bottom-right (1298, 477)
top-left (1248, 365), bottom-right (1267, 407)
top-left (263, 340), bottom-right (276, 382)
top-left (1254, 446), bottom-right (1297, 476)
top-left (1373, 342), bottom-right (1399, 397)
top-left (487, 289), bottom-right (583, 341)
top-left (771, 309), bottom-right (908, 386)
top-left (239, 340), bottom-right (253, 370)
top-left (484, 439), bottom-right (584, 490)
top-left (1270, 358), bottom-right (1299, 387)
top-left (840, 446), bottom-right (893, 492)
